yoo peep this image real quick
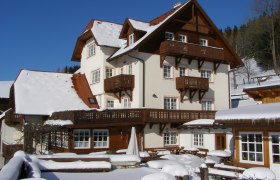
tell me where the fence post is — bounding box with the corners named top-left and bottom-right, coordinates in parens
top-left (200, 163), bottom-right (209, 180)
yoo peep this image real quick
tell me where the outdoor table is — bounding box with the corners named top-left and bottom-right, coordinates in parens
top-left (183, 147), bottom-right (199, 155)
top-left (208, 150), bottom-right (231, 163)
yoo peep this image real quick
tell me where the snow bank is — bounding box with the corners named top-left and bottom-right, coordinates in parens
top-left (116, 149), bottom-right (127, 154)
top-left (147, 160), bottom-right (181, 169)
top-left (208, 150), bottom-right (231, 157)
top-left (183, 147), bottom-right (199, 151)
top-left (109, 155), bottom-right (140, 163)
top-left (161, 164), bottom-right (189, 177)
top-left (157, 150), bottom-right (171, 156)
top-left (139, 151), bottom-right (150, 158)
top-left (0, 151), bottom-right (25, 180)
top-left (141, 172), bottom-right (176, 180)
top-left (38, 160), bottom-right (111, 170)
top-left (43, 119), bottom-right (73, 126)
top-left (242, 167), bottom-right (276, 180)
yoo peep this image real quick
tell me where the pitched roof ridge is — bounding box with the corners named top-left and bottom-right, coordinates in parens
top-left (83, 19), bottom-right (123, 34)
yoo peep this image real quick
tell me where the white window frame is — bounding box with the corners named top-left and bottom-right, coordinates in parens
top-left (73, 129), bottom-right (90, 149)
top-left (128, 64), bottom-right (133, 75)
top-left (120, 67), bottom-right (124, 74)
top-left (93, 129), bottom-right (109, 149)
top-left (107, 100), bottom-right (114, 109)
top-left (123, 98), bottom-right (131, 108)
top-left (105, 68), bottom-right (113, 79)
top-left (62, 131), bottom-right (68, 148)
top-left (128, 33), bottom-right (134, 45)
top-left (179, 67), bottom-right (186, 77)
top-left (87, 43), bottom-right (95, 57)
top-left (165, 32), bottom-right (174, 41)
top-left (199, 38), bottom-right (208, 46)
top-left (164, 131), bottom-right (177, 146)
top-left (178, 34), bottom-right (187, 43)
top-left (164, 97), bottom-right (177, 110)
top-left (91, 69), bottom-right (100, 84)
top-left (193, 134), bottom-right (204, 147)
top-left (201, 69), bottom-right (213, 82)
top-left (269, 132), bottom-right (280, 164)
top-left (239, 132), bottom-right (264, 165)
top-left (201, 100), bottom-right (213, 111)
top-left (163, 64), bottom-right (173, 78)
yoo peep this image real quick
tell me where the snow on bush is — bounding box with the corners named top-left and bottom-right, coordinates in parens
top-left (147, 160), bottom-right (181, 169)
top-left (161, 164), bottom-right (189, 177)
top-left (141, 172), bottom-right (176, 180)
top-left (242, 167), bottom-right (276, 180)
top-left (109, 155), bottom-right (141, 163)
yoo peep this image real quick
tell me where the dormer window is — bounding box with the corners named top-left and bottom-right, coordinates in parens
top-left (199, 38), bottom-right (208, 46)
top-left (165, 32), bottom-right (174, 41)
top-left (88, 43), bottom-right (95, 57)
top-left (178, 35), bottom-right (187, 43)
top-left (128, 33), bottom-right (134, 45)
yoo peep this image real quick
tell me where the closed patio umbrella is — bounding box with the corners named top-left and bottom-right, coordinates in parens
top-left (126, 127), bottom-right (139, 156)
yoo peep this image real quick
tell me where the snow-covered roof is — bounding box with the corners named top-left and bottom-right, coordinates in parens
top-left (91, 20), bottom-right (126, 48)
top-left (44, 119), bottom-right (73, 126)
top-left (128, 19), bottom-right (150, 32)
top-left (0, 81), bottom-right (13, 98)
top-left (109, 1), bottom-right (191, 59)
top-left (183, 119), bottom-right (215, 126)
top-left (14, 70), bottom-right (90, 116)
top-left (216, 103), bottom-right (280, 121)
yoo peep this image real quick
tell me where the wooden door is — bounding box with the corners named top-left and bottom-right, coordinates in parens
top-left (215, 134), bottom-right (226, 150)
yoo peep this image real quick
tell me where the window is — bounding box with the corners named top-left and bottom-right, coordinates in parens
top-left (107, 100), bottom-right (114, 109)
top-left (164, 97), bottom-right (177, 110)
top-left (51, 132), bottom-right (56, 146)
top-left (106, 68), bottom-right (113, 79)
top-left (164, 132), bottom-right (177, 146)
top-left (74, 129), bottom-right (90, 149)
top-left (240, 133), bottom-right (263, 164)
top-left (165, 32), bottom-right (174, 40)
top-left (120, 67), bottom-right (124, 74)
top-left (61, 131), bottom-right (68, 148)
top-left (201, 69), bottom-right (212, 82)
top-left (271, 134), bottom-right (280, 164)
top-left (91, 69), bottom-right (100, 84)
top-left (128, 64), bottom-right (133, 75)
top-left (88, 43), bottom-right (95, 57)
top-left (178, 34), bottom-right (187, 43)
top-left (199, 38), bottom-right (208, 46)
top-left (193, 134), bottom-right (204, 147)
top-left (179, 67), bottom-right (186, 77)
top-left (202, 100), bottom-right (213, 111)
top-left (163, 64), bottom-right (172, 78)
top-left (128, 34), bottom-right (134, 45)
top-left (93, 129), bottom-right (109, 148)
top-left (123, 98), bottom-right (131, 108)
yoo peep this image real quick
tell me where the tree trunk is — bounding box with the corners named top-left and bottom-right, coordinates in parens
top-left (271, 12), bottom-right (279, 74)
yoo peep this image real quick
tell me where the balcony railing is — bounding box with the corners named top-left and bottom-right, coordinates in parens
top-left (160, 40), bottom-right (224, 61)
top-left (4, 109), bottom-right (24, 124)
top-left (176, 76), bottom-right (209, 91)
top-left (51, 109), bottom-right (215, 125)
top-left (104, 74), bottom-right (134, 93)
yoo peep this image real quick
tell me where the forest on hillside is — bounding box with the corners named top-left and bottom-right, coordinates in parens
top-left (222, 0), bottom-right (280, 78)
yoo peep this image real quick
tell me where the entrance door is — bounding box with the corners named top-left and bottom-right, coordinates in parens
top-left (215, 134), bottom-right (226, 150)
top-left (269, 132), bottom-right (280, 179)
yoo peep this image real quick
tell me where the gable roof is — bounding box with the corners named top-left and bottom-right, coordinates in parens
top-left (108, 1), bottom-right (191, 60)
top-left (14, 70), bottom-right (91, 116)
top-left (0, 81), bottom-right (14, 98)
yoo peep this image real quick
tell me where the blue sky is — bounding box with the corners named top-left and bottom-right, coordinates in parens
top-left (0, 0), bottom-right (253, 81)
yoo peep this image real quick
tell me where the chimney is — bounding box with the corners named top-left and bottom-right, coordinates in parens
top-left (173, 2), bottom-right (183, 9)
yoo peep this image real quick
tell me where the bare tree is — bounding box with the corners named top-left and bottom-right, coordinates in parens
top-left (238, 58), bottom-right (260, 83)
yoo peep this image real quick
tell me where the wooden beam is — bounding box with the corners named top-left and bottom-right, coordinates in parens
top-left (113, 92), bottom-right (122, 103)
top-left (214, 61), bottom-right (221, 74)
top-left (180, 90), bottom-right (188, 103)
top-left (149, 123), bottom-right (154, 129)
top-left (159, 124), bottom-right (167, 134)
top-left (124, 90), bottom-right (133, 101)
top-left (188, 58), bottom-right (193, 65)
top-left (189, 89), bottom-right (197, 103)
top-left (174, 19), bottom-right (189, 24)
top-left (160, 56), bottom-right (165, 68)
top-left (199, 90), bottom-right (207, 102)
top-left (198, 60), bottom-right (205, 71)
top-left (175, 57), bottom-right (182, 70)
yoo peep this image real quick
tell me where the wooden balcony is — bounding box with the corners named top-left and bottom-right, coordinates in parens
top-left (176, 76), bottom-right (209, 103)
top-left (4, 109), bottom-right (24, 124)
top-left (104, 74), bottom-right (134, 102)
top-left (160, 41), bottom-right (224, 72)
top-left (51, 109), bottom-right (215, 127)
